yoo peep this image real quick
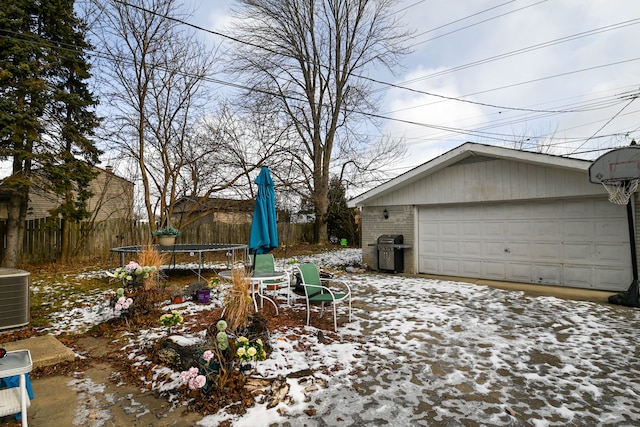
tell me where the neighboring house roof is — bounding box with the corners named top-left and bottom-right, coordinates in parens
top-left (172, 197), bottom-right (255, 214)
top-left (348, 142), bottom-right (591, 207)
top-left (0, 164), bottom-right (134, 221)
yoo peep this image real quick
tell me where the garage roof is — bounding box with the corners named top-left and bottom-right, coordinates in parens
top-left (348, 142), bottom-right (590, 207)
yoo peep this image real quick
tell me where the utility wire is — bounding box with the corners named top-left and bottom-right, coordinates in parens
top-left (109, 0), bottom-right (640, 116)
top-left (383, 58), bottom-right (640, 115)
top-left (408, 0), bottom-right (546, 48)
top-left (398, 18), bottom-right (640, 86)
top-left (7, 1), bottom-right (635, 151)
top-left (569, 96), bottom-right (639, 154)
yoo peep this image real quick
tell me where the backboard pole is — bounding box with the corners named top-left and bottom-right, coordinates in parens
top-left (624, 195), bottom-right (639, 305)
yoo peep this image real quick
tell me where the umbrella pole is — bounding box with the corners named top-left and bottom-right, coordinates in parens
top-left (283, 214), bottom-right (290, 267)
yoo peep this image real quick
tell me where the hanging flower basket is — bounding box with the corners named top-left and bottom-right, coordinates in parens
top-left (157, 235), bottom-right (177, 246)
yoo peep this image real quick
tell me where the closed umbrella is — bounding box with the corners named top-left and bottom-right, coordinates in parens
top-left (248, 167), bottom-right (278, 258)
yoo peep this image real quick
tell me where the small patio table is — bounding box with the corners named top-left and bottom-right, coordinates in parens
top-left (218, 270), bottom-right (286, 315)
top-left (0, 349), bottom-right (33, 427)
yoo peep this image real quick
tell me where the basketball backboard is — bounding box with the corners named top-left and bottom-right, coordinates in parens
top-left (589, 146), bottom-right (640, 184)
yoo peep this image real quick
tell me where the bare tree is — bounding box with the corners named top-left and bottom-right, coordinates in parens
top-left (172, 101), bottom-right (294, 225)
top-left (227, 0), bottom-right (412, 243)
top-left (88, 0), bottom-right (217, 231)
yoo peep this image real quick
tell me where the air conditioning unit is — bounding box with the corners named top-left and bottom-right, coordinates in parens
top-left (0, 269), bottom-right (30, 331)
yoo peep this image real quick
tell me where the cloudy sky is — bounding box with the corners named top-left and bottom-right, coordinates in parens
top-left (185, 0), bottom-right (640, 174)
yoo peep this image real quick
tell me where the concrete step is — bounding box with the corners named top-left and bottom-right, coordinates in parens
top-left (2, 335), bottom-right (75, 369)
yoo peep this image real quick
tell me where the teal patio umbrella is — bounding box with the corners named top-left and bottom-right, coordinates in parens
top-left (248, 167), bottom-right (278, 256)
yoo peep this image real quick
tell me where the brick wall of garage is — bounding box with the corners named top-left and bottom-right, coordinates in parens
top-left (361, 205), bottom-right (415, 273)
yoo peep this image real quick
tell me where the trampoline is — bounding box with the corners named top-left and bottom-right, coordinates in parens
top-left (109, 243), bottom-right (248, 280)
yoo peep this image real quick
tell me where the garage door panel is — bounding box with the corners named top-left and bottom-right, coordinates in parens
top-left (442, 241), bottom-right (459, 255)
top-left (508, 242), bottom-right (530, 258)
top-left (484, 261), bottom-right (506, 279)
top-left (507, 263), bottom-right (532, 282)
top-left (441, 258), bottom-right (461, 275)
top-left (461, 260), bottom-right (482, 276)
top-left (532, 221), bottom-right (560, 239)
top-left (533, 202), bottom-right (558, 218)
top-left (508, 222), bottom-right (531, 238)
top-left (484, 222), bottom-right (506, 237)
top-left (564, 200), bottom-right (590, 216)
top-left (441, 223), bottom-right (458, 237)
top-left (595, 243), bottom-right (628, 263)
top-left (565, 221), bottom-right (594, 240)
top-left (564, 243), bottom-right (592, 261)
top-left (564, 266), bottom-right (593, 287)
top-left (417, 198), bottom-right (630, 291)
top-left (421, 256), bottom-right (439, 272)
top-left (462, 222), bottom-right (481, 236)
top-left (533, 265), bottom-right (562, 284)
top-left (532, 242), bottom-right (561, 260)
top-left (595, 220), bottom-right (627, 239)
top-left (592, 267), bottom-right (630, 291)
top-left (421, 222), bottom-right (439, 237)
top-left (486, 242), bottom-right (507, 257)
top-left (461, 241), bottom-right (482, 257)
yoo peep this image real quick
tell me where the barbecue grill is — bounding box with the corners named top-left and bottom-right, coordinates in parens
top-left (375, 234), bottom-right (406, 273)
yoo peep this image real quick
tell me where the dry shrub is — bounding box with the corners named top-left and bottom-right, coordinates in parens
top-left (224, 268), bottom-right (252, 332)
top-left (138, 246), bottom-right (169, 291)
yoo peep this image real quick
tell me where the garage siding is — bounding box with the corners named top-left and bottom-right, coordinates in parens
top-left (418, 198), bottom-right (631, 291)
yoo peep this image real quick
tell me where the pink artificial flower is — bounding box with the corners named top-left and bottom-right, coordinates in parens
top-left (202, 350), bottom-right (214, 362)
top-left (188, 367), bottom-right (199, 377)
top-left (115, 303), bottom-right (122, 311)
top-left (125, 261), bottom-right (141, 271)
top-left (179, 371), bottom-right (191, 383)
top-left (191, 375), bottom-right (206, 389)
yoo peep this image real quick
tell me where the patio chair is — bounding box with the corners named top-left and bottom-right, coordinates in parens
top-left (294, 263), bottom-right (352, 332)
top-left (250, 254), bottom-right (292, 305)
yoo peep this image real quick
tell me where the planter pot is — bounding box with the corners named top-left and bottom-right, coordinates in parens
top-left (196, 289), bottom-right (211, 304)
top-left (157, 235), bottom-right (177, 246)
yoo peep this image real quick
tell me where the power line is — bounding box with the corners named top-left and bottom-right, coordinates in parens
top-left (382, 58), bottom-right (640, 115)
top-left (408, 0), bottom-right (546, 49)
top-left (398, 18), bottom-right (640, 86)
top-left (108, 1), bottom-right (640, 117)
top-left (8, 1), bottom-right (634, 152)
top-left (569, 96), bottom-right (639, 154)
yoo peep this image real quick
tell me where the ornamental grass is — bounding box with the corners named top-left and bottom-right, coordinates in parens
top-left (138, 246), bottom-right (168, 291)
top-left (224, 268), bottom-right (252, 332)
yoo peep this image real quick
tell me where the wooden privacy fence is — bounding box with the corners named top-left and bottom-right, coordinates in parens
top-left (0, 218), bottom-right (313, 264)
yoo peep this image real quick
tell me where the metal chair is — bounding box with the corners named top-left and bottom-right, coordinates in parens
top-left (251, 254), bottom-right (292, 305)
top-left (295, 263), bottom-right (352, 331)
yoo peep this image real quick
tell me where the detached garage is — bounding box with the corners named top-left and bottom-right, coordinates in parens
top-left (348, 142), bottom-right (638, 292)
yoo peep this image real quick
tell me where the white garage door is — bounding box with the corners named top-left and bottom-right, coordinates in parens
top-left (418, 198), bottom-right (631, 291)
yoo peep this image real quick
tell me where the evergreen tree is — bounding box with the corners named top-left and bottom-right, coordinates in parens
top-left (0, 0), bottom-right (100, 266)
top-left (327, 177), bottom-right (358, 246)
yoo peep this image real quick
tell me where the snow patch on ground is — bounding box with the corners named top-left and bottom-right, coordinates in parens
top-left (34, 248), bottom-right (640, 426)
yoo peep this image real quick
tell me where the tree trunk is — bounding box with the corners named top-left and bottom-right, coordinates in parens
top-left (314, 179), bottom-right (330, 244)
top-left (60, 217), bottom-right (70, 263)
top-left (3, 192), bottom-right (26, 268)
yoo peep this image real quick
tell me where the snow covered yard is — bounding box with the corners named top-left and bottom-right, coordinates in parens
top-left (28, 248), bottom-right (640, 426)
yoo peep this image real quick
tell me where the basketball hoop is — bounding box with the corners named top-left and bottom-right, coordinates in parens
top-left (601, 178), bottom-right (639, 205)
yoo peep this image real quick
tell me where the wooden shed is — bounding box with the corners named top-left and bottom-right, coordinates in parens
top-left (348, 142), bottom-right (637, 291)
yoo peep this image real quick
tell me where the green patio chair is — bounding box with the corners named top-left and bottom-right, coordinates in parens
top-left (294, 263), bottom-right (352, 331)
top-left (250, 254), bottom-right (292, 305)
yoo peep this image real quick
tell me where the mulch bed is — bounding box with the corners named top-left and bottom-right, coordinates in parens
top-left (1, 251), bottom-right (351, 422)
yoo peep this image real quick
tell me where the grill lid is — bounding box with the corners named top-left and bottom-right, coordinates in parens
top-left (377, 234), bottom-right (403, 245)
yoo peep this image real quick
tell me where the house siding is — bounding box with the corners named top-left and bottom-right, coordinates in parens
top-left (0, 167), bottom-right (134, 221)
top-left (361, 158), bottom-right (606, 207)
top-left (361, 205), bottom-right (415, 273)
